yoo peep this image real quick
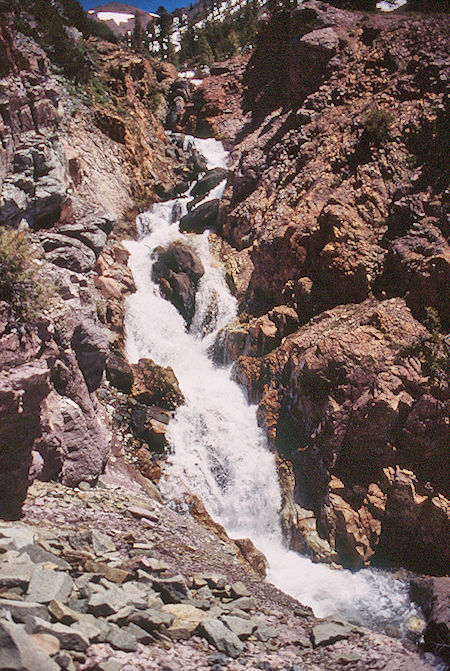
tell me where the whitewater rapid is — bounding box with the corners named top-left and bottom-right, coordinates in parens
top-left (124, 135), bottom-right (419, 634)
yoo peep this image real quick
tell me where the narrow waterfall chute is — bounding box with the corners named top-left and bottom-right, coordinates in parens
top-left (124, 135), bottom-right (419, 634)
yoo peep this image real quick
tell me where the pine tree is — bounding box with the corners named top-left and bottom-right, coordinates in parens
top-left (198, 33), bottom-right (214, 66)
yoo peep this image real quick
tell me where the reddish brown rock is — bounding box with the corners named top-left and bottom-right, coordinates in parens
top-left (131, 359), bottom-right (185, 410)
top-left (233, 298), bottom-right (449, 572)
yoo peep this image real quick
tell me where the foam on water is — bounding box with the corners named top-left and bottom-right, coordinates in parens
top-left (125, 136), bottom-right (421, 635)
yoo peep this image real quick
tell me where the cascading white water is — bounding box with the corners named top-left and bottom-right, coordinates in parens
top-left (124, 135), bottom-right (419, 634)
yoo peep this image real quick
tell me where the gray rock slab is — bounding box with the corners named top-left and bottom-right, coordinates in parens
top-left (311, 620), bottom-right (354, 647)
top-left (152, 574), bottom-right (191, 603)
top-left (0, 598), bottom-right (49, 623)
top-left (222, 614), bottom-right (255, 640)
top-left (19, 544), bottom-right (71, 570)
top-left (199, 618), bottom-right (244, 658)
top-left (0, 562), bottom-right (34, 590)
top-left (0, 525), bottom-right (36, 549)
top-left (0, 620), bottom-right (59, 671)
top-left (230, 581), bottom-right (250, 599)
top-left (254, 623), bottom-right (279, 642)
top-left (222, 596), bottom-right (256, 612)
top-left (128, 607), bottom-right (174, 632)
top-left (106, 624), bottom-right (138, 652)
top-left (127, 622), bottom-right (155, 644)
top-left (25, 616), bottom-right (89, 651)
top-left (87, 587), bottom-right (129, 616)
top-left (26, 567), bottom-right (73, 604)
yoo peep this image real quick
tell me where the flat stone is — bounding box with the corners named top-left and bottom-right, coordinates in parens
top-left (96, 661), bottom-right (123, 671)
top-left (0, 620), bottom-right (60, 671)
top-left (139, 556), bottom-right (170, 573)
top-left (0, 561), bottom-right (34, 590)
top-left (128, 607), bottom-right (174, 632)
top-left (0, 525), bottom-right (36, 549)
top-left (127, 505), bottom-right (158, 521)
top-left (26, 568), bottom-right (73, 604)
top-left (162, 603), bottom-right (207, 639)
top-left (30, 632), bottom-right (61, 655)
top-left (311, 620), bottom-right (354, 648)
top-left (230, 581), bottom-right (250, 599)
top-left (25, 616), bottom-right (89, 651)
top-left (199, 618), bottom-right (244, 658)
top-left (152, 574), bottom-right (191, 603)
top-left (127, 622), bottom-right (155, 644)
top-left (84, 560), bottom-right (132, 584)
top-left (48, 600), bottom-right (79, 625)
top-left (19, 544), bottom-right (71, 570)
top-left (223, 596), bottom-right (257, 612)
top-left (334, 651), bottom-right (361, 664)
top-left (87, 587), bottom-right (129, 616)
top-left (0, 598), bottom-right (49, 622)
top-left (106, 624), bottom-right (138, 652)
top-left (222, 614), bottom-right (255, 640)
top-left (254, 623), bottom-right (279, 642)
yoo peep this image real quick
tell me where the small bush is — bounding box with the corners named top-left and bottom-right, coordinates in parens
top-left (362, 106), bottom-right (394, 145)
top-left (0, 229), bottom-right (46, 325)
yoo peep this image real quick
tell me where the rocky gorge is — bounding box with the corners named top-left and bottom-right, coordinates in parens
top-left (0, 1), bottom-right (449, 670)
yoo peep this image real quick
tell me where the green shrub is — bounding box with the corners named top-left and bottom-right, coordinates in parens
top-left (362, 106), bottom-right (394, 145)
top-left (0, 229), bottom-right (46, 325)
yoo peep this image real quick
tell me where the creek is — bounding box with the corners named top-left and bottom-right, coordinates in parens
top-left (124, 135), bottom-right (420, 637)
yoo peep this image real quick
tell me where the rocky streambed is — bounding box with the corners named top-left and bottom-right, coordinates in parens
top-left (0, 474), bottom-right (444, 671)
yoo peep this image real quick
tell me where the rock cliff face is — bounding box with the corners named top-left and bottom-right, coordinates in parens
top-left (0, 4), bottom-right (187, 518)
top-left (204, 1), bottom-right (449, 574)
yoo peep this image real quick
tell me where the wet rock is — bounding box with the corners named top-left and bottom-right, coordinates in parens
top-left (410, 576), bottom-right (450, 663)
top-left (131, 358), bottom-right (185, 410)
top-left (153, 240), bottom-right (205, 325)
top-left (190, 168), bottom-right (228, 200)
top-left (234, 537), bottom-right (268, 578)
top-left (180, 198), bottom-right (220, 234)
top-left (199, 617), bottom-right (244, 658)
top-left (0, 620), bottom-right (59, 671)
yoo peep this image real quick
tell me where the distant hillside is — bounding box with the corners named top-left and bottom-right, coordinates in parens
top-left (88, 2), bottom-right (159, 36)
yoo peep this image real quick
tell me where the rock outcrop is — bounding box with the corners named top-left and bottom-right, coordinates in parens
top-left (153, 240), bottom-right (205, 325)
top-left (206, 1), bottom-right (450, 576)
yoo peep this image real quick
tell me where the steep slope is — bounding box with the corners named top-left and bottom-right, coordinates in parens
top-left (0, 0), bottom-right (188, 518)
top-left (204, 1), bottom-right (450, 574)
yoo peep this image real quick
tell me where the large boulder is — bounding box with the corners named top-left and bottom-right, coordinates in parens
top-left (190, 168), bottom-right (228, 200)
top-left (180, 199), bottom-right (219, 234)
top-left (153, 240), bottom-right (204, 325)
top-left (233, 298), bottom-right (450, 573)
top-left (410, 576), bottom-right (450, 664)
top-left (0, 361), bottom-right (50, 519)
top-left (71, 319), bottom-right (109, 392)
top-left (131, 358), bottom-right (185, 410)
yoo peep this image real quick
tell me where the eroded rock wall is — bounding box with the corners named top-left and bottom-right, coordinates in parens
top-left (208, 1), bottom-right (449, 573)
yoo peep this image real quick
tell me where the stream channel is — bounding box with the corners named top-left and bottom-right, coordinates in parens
top-left (124, 135), bottom-right (423, 641)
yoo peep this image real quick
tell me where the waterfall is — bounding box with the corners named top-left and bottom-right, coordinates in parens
top-left (124, 135), bottom-right (419, 635)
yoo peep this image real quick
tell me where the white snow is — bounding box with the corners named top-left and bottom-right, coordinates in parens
top-left (96, 11), bottom-right (135, 26)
